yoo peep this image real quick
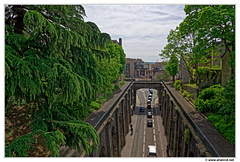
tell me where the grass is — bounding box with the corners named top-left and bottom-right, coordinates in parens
top-left (183, 83), bottom-right (198, 89)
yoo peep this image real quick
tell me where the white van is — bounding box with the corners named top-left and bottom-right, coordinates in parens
top-left (148, 145), bottom-right (157, 157)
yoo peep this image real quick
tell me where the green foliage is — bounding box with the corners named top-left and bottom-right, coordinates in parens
top-left (40, 130), bottom-right (66, 157)
top-left (165, 54), bottom-right (178, 81)
top-left (97, 44), bottom-right (126, 96)
top-left (160, 4), bottom-right (235, 145)
top-left (174, 80), bottom-right (182, 91)
top-left (184, 128), bottom-right (190, 144)
top-left (160, 5), bottom-right (235, 87)
top-left (183, 83), bottom-right (198, 89)
top-left (196, 66), bottom-right (210, 74)
top-left (119, 81), bottom-right (125, 87)
top-left (195, 78), bottom-right (235, 144)
top-left (195, 85), bottom-right (224, 113)
top-left (156, 70), bottom-right (171, 81)
top-left (221, 75), bottom-right (235, 118)
top-left (182, 90), bottom-right (191, 99)
top-left (207, 113), bottom-right (235, 144)
top-left (5, 130), bottom-right (66, 157)
top-left (90, 101), bottom-right (101, 110)
top-left (52, 120), bottom-right (99, 154)
top-left (5, 5), bottom-right (126, 157)
top-left (5, 133), bottom-right (33, 157)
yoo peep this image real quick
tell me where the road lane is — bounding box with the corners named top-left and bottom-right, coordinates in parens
top-left (130, 109), bottom-right (145, 157)
top-left (131, 90), bottom-right (146, 157)
top-left (126, 88), bottom-right (167, 157)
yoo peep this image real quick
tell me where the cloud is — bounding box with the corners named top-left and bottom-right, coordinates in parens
top-left (83, 4), bottom-right (186, 62)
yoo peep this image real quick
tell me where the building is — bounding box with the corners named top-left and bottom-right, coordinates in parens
top-left (178, 41), bottom-right (232, 87)
top-left (125, 58), bottom-right (144, 78)
top-left (124, 58), bottom-right (165, 80)
top-left (112, 38), bottom-right (122, 46)
top-left (112, 38), bottom-right (124, 81)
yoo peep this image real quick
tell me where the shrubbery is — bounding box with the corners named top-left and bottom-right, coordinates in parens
top-left (195, 82), bottom-right (235, 144)
top-left (182, 90), bottom-right (191, 99)
top-left (207, 113), bottom-right (235, 144)
top-left (174, 80), bottom-right (182, 91)
top-left (195, 85), bottom-right (224, 113)
top-left (90, 101), bottom-right (101, 110)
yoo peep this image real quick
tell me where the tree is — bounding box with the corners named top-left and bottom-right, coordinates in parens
top-left (5, 5), bottom-right (115, 157)
top-left (97, 44), bottom-right (126, 97)
top-left (160, 5), bottom-right (235, 144)
top-left (182, 5), bottom-right (235, 73)
top-left (165, 54), bottom-right (178, 82)
top-left (160, 27), bottom-right (205, 87)
top-left (160, 5), bottom-right (235, 89)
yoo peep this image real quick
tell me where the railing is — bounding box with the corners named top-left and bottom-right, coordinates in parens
top-left (162, 81), bottom-right (220, 157)
top-left (94, 81), bottom-right (134, 130)
top-left (90, 80), bottom-right (230, 157)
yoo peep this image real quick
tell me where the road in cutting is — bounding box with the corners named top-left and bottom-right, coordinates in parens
top-left (130, 88), bottom-right (167, 157)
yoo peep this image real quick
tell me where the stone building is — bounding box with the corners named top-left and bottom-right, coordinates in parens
top-left (124, 58), bottom-right (144, 78)
top-left (112, 38), bottom-right (122, 47)
top-left (124, 58), bottom-right (165, 80)
top-left (178, 42), bottom-right (232, 87)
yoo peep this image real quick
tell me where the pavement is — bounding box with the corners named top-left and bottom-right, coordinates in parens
top-left (121, 113), bottom-right (138, 157)
top-left (121, 95), bottom-right (139, 157)
top-left (85, 81), bottom-right (132, 128)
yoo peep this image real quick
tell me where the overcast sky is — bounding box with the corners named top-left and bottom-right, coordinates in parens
top-left (82, 4), bottom-right (186, 62)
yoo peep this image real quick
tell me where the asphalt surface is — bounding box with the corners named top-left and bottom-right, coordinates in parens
top-left (121, 88), bottom-right (167, 157)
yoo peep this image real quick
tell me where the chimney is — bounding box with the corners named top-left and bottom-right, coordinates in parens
top-left (119, 38), bottom-right (122, 46)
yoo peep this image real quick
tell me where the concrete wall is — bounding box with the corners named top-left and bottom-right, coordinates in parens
top-left (88, 89), bottom-right (133, 157)
top-left (60, 81), bottom-right (234, 157)
top-left (159, 86), bottom-right (210, 157)
top-left (159, 83), bottom-right (234, 157)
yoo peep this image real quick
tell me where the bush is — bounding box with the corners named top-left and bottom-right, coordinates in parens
top-left (207, 113), bottom-right (235, 144)
top-left (182, 90), bottom-right (191, 99)
top-left (174, 80), bottom-right (182, 91)
top-left (195, 84), bottom-right (224, 113)
top-left (119, 81), bottom-right (125, 87)
top-left (195, 76), bottom-right (235, 145)
top-left (90, 101), bottom-right (101, 110)
top-left (114, 84), bottom-right (119, 90)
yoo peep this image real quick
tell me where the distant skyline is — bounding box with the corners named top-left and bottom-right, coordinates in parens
top-left (82, 4), bottom-right (186, 62)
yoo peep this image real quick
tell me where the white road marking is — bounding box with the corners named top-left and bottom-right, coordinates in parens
top-left (143, 115), bottom-right (146, 157)
top-left (143, 145), bottom-right (145, 157)
top-left (143, 131), bottom-right (145, 142)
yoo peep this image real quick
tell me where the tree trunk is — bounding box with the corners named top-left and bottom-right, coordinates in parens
top-left (172, 75), bottom-right (175, 82)
top-left (11, 5), bottom-right (26, 34)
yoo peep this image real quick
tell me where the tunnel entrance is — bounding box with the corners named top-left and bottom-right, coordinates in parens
top-left (133, 82), bottom-right (162, 111)
top-left (135, 88), bottom-right (158, 108)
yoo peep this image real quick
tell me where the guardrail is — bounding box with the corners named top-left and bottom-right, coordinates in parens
top-left (161, 81), bottom-right (220, 157)
top-left (94, 81), bottom-right (134, 130)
